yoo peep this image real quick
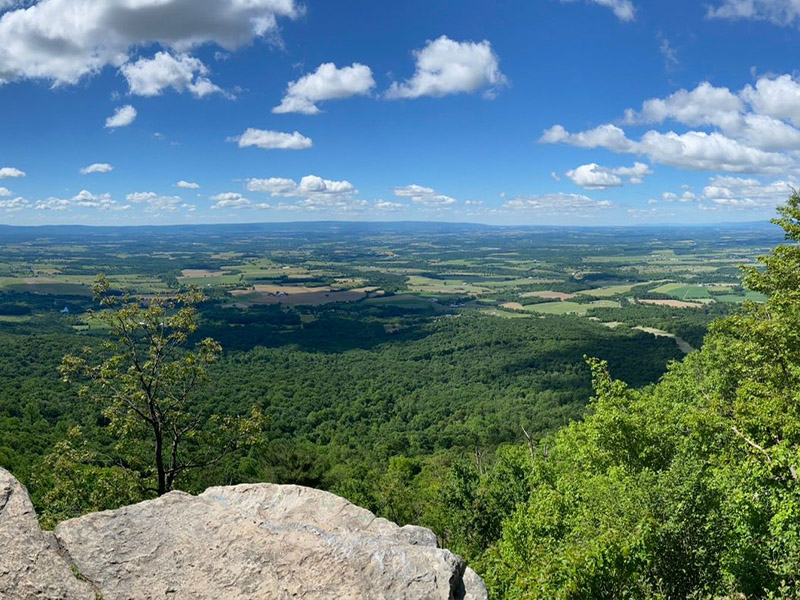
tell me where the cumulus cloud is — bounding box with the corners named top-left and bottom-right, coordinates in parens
top-left (542, 124), bottom-right (793, 173)
top-left (541, 124), bottom-right (636, 152)
top-left (0, 0), bottom-right (300, 87)
top-left (700, 175), bottom-right (796, 209)
top-left (741, 74), bottom-right (800, 126)
top-left (559, 0), bottom-right (636, 21)
top-left (374, 200), bottom-right (406, 212)
top-left (80, 163), bottom-right (114, 175)
top-left (0, 187), bottom-right (10, 196)
top-left (708, 0), bottom-right (800, 25)
top-left (565, 162), bottom-right (652, 189)
top-left (73, 189), bottom-right (113, 207)
top-left (0, 167), bottom-right (25, 178)
top-left (543, 74), bottom-right (800, 175)
top-left (230, 128), bottom-right (312, 150)
top-left (246, 175), bottom-right (360, 209)
top-left (177, 180), bottom-right (200, 189)
top-left (273, 62), bottom-right (376, 114)
top-left (393, 184), bottom-right (457, 206)
top-left (0, 197), bottom-right (29, 212)
top-left (105, 104), bottom-right (137, 128)
top-left (35, 198), bottom-right (71, 211)
top-left (120, 52), bottom-right (225, 97)
top-left (623, 81), bottom-right (744, 128)
top-left (503, 193), bottom-right (614, 214)
top-left (209, 191), bottom-right (270, 210)
top-left (125, 192), bottom-right (158, 203)
top-left (623, 80), bottom-right (800, 151)
top-left (385, 36), bottom-right (507, 100)
top-left (144, 195), bottom-right (193, 213)
top-left (34, 189), bottom-right (130, 212)
top-left (125, 191), bottom-right (194, 213)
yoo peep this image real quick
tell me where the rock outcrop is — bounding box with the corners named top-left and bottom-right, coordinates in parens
top-left (0, 468), bottom-right (487, 600)
top-left (0, 468), bottom-right (94, 599)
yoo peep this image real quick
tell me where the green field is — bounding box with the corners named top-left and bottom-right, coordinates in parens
top-left (523, 300), bottom-right (620, 315)
top-left (650, 282), bottom-right (712, 300)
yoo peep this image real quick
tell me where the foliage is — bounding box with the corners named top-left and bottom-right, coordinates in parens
top-left (30, 427), bottom-right (144, 529)
top-left (441, 194), bottom-right (800, 598)
top-left (59, 276), bottom-right (265, 495)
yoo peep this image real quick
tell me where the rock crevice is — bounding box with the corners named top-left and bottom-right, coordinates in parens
top-left (0, 469), bottom-right (487, 600)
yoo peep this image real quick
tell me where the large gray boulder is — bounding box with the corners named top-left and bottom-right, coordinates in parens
top-left (0, 468), bottom-right (94, 599)
top-left (0, 467), bottom-right (487, 599)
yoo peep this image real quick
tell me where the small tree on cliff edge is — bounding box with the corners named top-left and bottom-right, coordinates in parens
top-left (60, 275), bottom-right (264, 496)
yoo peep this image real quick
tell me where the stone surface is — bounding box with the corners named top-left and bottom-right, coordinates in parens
top-left (0, 467), bottom-right (94, 600)
top-left (0, 467), bottom-right (486, 599)
top-left (52, 481), bottom-right (488, 600)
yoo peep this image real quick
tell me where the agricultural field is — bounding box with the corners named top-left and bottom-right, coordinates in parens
top-left (0, 222), bottom-right (779, 338)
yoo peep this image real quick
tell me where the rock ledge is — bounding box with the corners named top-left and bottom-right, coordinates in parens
top-left (0, 468), bottom-right (487, 599)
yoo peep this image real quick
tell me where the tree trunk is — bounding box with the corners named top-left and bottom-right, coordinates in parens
top-left (155, 427), bottom-right (166, 496)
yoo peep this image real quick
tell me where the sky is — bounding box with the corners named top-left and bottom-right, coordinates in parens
top-left (2, 0), bottom-right (800, 226)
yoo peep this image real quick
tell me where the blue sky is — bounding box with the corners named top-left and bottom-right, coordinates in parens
top-left (1, 0), bottom-right (800, 225)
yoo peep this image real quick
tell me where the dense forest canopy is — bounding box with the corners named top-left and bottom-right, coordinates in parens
top-left (0, 213), bottom-right (795, 597)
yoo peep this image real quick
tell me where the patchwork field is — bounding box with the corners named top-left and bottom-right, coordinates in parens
top-left (521, 291), bottom-right (576, 300)
top-left (522, 300), bottom-right (620, 316)
top-left (638, 299), bottom-right (704, 309)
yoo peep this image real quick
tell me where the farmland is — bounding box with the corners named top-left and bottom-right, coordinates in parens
top-left (0, 219), bottom-right (781, 554)
top-left (0, 221), bottom-right (779, 347)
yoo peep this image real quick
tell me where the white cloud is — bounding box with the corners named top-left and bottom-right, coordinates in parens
top-left (385, 36), bottom-right (507, 100)
top-left (624, 81), bottom-right (743, 128)
top-left (0, 187), bottom-right (10, 196)
top-left (566, 165), bottom-right (622, 189)
top-left (542, 124), bottom-right (793, 173)
top-left (273, 62), bottom-right (376, 115)
top-left (659, 37), bottom-right (678, 71)
top-left (248, 175), bottom-right (357, 203)
top-left (246, 175), bottom-right (363, 210)
top-left (393, 184), bottom-right (456, 206)
top-left (80, 163), bottom-right (114, 175)
top-left (35, 198), bottom-right (71, 211)
top-left (209, 191), bottom-right (270, 210)
top-left (177, 180), bottom-right (200, 189)
top-left (708, 0), bottom-right (800, 25)
top-left (374, 200), bottom-right (406, 212)
top-left (230, 128), bottom-right (312, 150)
top-left (210, 192), bottom-right (251, 209)
top-left (623, 80), bottom-right (800, 151)
top-left (741, 74), bottom-right (800, 126)
top-left (613, 162), bottom-right (654, 183)
top-left (638, 130), bottom-right (793, 172)
top-left (700, 175), bottom-right (795, 209)
top-left (125, 191), bottom-right (192, 212)
top-left (126, 192), bottom-right (158, 203)
top-left (503, 193), bottom-right (614, 214)
top-left (544, 75), bottom-right (800, 177)
top-left (559, 0), bottom-right (636, 21)
top-left (565, 161), bottom-right (652, 189)
top-left (144, 195), bottom-right (189, 213)
top-left (246, 177), bottom-right (299, 195)
top-left (0, 167), bottom-right (25, 178)
top-left (541, 124), bottom-right (636, 152)
top-left (105, 104), bottom-right (137, 128)
top-left (121, 52), bottom-right (225, 98)
top-left (0, 197), bottom-right (28, 212)
top-left (71, 189), bottom-right (122, 210)
top-left (30, 190), bottom-right (130, 212)
top-left (0, 0), bottom-right (300, 86)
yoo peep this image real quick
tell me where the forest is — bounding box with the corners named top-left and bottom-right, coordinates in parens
top-left (0, 207), bottom-right (796, 598)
